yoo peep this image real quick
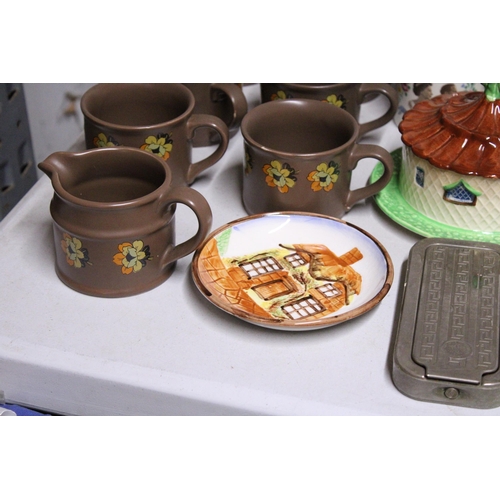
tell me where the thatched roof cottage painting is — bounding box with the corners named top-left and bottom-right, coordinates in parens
top-left (196, 227), bottom-right (363, 323)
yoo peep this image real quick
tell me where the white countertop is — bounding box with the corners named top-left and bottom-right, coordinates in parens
top-left (1, 84), bottom-right (495, 415)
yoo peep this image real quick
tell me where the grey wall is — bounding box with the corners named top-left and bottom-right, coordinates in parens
top-left (23, 83), bottom-right (96, 175)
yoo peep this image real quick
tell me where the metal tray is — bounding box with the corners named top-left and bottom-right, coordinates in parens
top-left (392, 238), bottom-right (500, 409)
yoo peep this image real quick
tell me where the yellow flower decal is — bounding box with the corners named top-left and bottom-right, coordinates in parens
top-left (93, 132), bottom-right (119, 148)
top-left (270, 90), bottom-right (290, 101)
top-left (263, 160), bottom-right (297, 193)
top-left (140, 133), bottom-right (173, 160)
top-left (113, 240), bottom-right (152, 275)
top-left (323, 94), bottom-right (347, 109)
top-left (307, 161), bottom-right (340, 192)
top-left (61, 233), bottom-right (91, 268)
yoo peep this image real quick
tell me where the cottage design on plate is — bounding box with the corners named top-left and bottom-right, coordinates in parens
top-left (398, 84), bottom-right (500, 233)
top-left (196, 228), bottom-right (363, 323)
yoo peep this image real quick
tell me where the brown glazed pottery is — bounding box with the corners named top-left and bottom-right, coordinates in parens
top-left (80, 83), bottom-right (230, 186)
top-left (397, 84), bottom-right (500, 234)
top-left (191, 211), bottom-right (394, 331)
top-left (38, 147), bottom-right (213, 298)
top-left (260, 83), bottom-right (398, 136)
top-left (241, 99), bottom-right (394, 218)
top-left (182, 83), bottom-right (248, 147)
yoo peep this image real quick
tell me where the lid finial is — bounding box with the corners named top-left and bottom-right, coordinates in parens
top-left (483, 83), bottom-right (500, 102)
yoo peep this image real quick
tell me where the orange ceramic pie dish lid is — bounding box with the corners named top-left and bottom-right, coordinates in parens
top-left (399, 84), bottom-right (500, 178)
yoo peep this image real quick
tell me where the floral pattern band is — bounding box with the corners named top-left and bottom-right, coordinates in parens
top-left (60, 234), bottom-right (152, 275)
top-left (113, 240), bottom-right (152, 274)
top-left (61, 233), bottom-right (91, 268)
top-left (270, 90), bottom-right (347, 110)
top-left (93, 132), bottom-right (173, 161)
top-left (257, 156), bottom-right (341, 193)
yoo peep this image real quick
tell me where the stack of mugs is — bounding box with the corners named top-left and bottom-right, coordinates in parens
top-left (38, 83), bottom-right (398, 298)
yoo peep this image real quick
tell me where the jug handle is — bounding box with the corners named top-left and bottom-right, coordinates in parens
top-left (358, 83), bottom-right (399, 137)
top-left (210, 83), bottom-right (248, 130)
top-left (185, 114), bottom-right (230, 185)
top-left (345, 143), bottom-right (394, 211)
top-left (157, 186), bottom-right (213, 268)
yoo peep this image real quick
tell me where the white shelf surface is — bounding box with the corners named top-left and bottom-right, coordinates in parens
top-left (1, 84), bottom-right (493, 415)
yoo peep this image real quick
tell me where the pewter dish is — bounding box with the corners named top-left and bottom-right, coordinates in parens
top-left (191, 212), bottom-right (393, 331)
top-left (393, 238), bottom-right (500, 409)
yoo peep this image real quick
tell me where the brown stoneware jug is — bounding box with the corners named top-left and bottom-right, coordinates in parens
top-left (39, 147), bottom-right (212, 298)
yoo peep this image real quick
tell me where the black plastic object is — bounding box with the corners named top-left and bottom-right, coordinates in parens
top-left (0, 83), bottom-right (37, 220)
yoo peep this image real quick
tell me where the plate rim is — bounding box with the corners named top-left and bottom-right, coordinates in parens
top-left (191, 211), bottom-right (394, 331)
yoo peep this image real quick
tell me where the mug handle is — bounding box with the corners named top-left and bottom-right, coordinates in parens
top-left (186, 114), bottom-right (230, 184)
top-left (358, 83), bottom-right (399, 136)
top-left (345, 143), bottom-right (394, 211)
top-left (157, 186), bottom-right (213, 268)
top-left (210, 83), bottom-right (248, 130)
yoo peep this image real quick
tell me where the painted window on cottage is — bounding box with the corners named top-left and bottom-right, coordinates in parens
top-left (442, 180), bottom-right (481, 206)
top-left (284, 252), bottom-right (307, 268)
top-left (239, 257), bottom-right (282, 278)
top-left (282, 296), bottom-right (325, 320)
top-left (316, 283), bottom-right (342, 298)
top-left (252, 279), bottom-right (296, 301)
top-left (415, 166), bottom-right (425, 187)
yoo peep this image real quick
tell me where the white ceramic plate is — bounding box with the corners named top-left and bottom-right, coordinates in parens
top-left (191, 212), bottom-right (394, 331)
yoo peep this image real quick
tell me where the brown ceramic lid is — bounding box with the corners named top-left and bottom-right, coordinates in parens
top-left (399, 84), bottom-right (500, 178)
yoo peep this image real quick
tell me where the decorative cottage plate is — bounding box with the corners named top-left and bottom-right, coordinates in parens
top-left (191, 212), bottom-right (394, 331)
top-left (370, 149), bottom-right (500, 244)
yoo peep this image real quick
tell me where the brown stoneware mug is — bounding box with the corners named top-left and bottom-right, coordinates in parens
top-left (80, 83), bottom-right (230, 186)
top-left (260, 83), bottom-right (398, 136)
top-left (182, 83), bottom-right (248, 147)
top-left (38, 147), bottom-right (213, 298)
top-left (241, 99), bottom-right (394, 218)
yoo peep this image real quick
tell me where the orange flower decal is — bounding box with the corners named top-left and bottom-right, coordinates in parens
top-left (60, 233), bottom-right (91, 268)
top-left (263, 160), bottom-right (297, 193)
top-left (323, 94), bottom-right (347, 109)
top-left (113, 240), bottom-right (151, 274)
top-left (270, 90), bottom-right (290, 100)
top-left (307, 161), bottom-right (340, 192)
top-left (93, 133), bottom-right (119, 148)
top-left (140, 133), bottom-right (173, 160)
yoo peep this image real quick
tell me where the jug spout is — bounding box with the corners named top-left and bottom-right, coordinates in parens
top-left (38, 151), bottom-right (75, 183)
top-left (39, 147), bottom-right (175, 206)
